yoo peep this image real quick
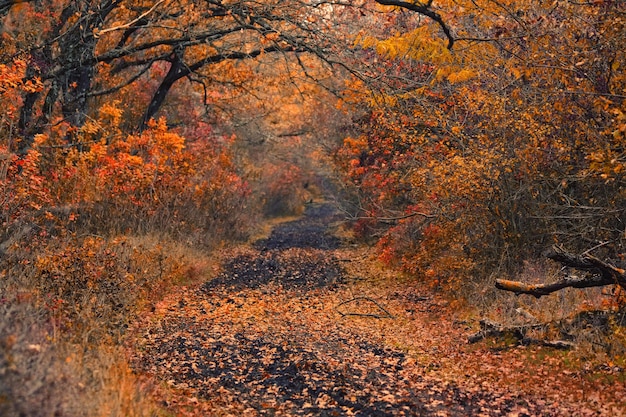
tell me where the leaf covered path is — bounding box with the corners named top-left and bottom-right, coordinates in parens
top-left (128, 203), bottom-right (625, 416)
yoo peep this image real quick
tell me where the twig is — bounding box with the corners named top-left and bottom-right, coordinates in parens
top-left (582, 241), bottom-right (610, 256)
top-left (348, 211), bottom-right (436, 224)
top-left (95, 0), bottom-right (168, 37)
top-left (335, 296), bottom-right (394, 319)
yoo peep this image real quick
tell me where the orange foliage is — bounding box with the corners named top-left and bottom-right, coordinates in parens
top-left (2, 98), bottom-right (249, 243)
top-left (336, 0), bottom-right (626, 289)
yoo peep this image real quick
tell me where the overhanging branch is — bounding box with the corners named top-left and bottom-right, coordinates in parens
top-left (373, 0), bottom-right (454, 49)
top-left (495, 274), bottom-right (614, 298)
top-left (496, 245), bottom-right (626, 298)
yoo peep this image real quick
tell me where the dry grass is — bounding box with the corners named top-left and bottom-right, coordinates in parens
top-left (0, 289), bottom-right (160, 417)
top-left (0, 230), bottom-right (223, 417)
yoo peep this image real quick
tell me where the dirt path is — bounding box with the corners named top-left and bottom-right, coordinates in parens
top-left (128, 203), bottom-right (625, 416)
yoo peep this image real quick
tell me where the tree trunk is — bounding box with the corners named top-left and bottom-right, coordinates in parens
top-left (140, 55), bottom-right (190, 131)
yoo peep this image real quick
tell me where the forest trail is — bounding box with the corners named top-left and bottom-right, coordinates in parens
top-left (128, 203), bottom-right (624, 416)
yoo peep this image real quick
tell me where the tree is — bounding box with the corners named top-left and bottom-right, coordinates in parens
top-left (0, 1), bottom-right (317, 148)
top-left (1, 0), bottom-right (454, 153)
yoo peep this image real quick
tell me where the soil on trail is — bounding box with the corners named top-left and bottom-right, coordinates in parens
top-left (252, 203), bottom-right (342, 252)
top-left (128, 203), bottom-right (624, 416)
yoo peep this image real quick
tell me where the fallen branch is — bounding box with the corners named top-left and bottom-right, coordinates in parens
top-left (496, 245), bottom-right (626, 298)
top-left (467, 319), bottom-right (546, 343)
top-left (335, 296), bottom-right (394, 319)
top-left (345, 211), bottom-right (437, 225)
top-left (539, 339), bottom-right (576, 350)
top-left (468, 319), bottom-right (574, 349)
top-left (545, 245), bottom-right (625, 284)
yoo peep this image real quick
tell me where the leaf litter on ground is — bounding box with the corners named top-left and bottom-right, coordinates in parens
top-left (127, 203), bottom-right (626, 416)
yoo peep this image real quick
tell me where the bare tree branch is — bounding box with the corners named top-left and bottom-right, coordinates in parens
top-left (95, 0), bottom-right (167, 37)
top-left (496, 245), bottom-right (626, 298)
top-left (373, 0), bottom-right (454, 49)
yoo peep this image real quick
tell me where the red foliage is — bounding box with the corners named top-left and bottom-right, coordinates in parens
top-left (1, 98), bottom-right (250, 243)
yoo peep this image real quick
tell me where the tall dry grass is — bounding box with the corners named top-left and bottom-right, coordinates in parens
top-left (0, 230), bottom-right (222, 417)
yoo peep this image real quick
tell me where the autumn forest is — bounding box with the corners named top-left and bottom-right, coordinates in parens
top-left (1, 0), bottom-right (625, 415)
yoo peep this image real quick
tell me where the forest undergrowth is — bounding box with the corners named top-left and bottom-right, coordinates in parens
top-left (0, 231), bottom-right (215, 417)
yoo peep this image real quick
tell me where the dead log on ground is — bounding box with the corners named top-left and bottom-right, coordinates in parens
top-left (468, 319), bottom-right (574, 349)
top-left (467, 319), bottom-right (545, 343)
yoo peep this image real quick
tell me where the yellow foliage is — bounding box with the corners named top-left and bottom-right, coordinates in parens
top-left (99, 101), bottom-right (123, 131)
top-left (447, 69), bottom-right (477, 84)
top-left (357, 26), bottom-right (452, 63)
